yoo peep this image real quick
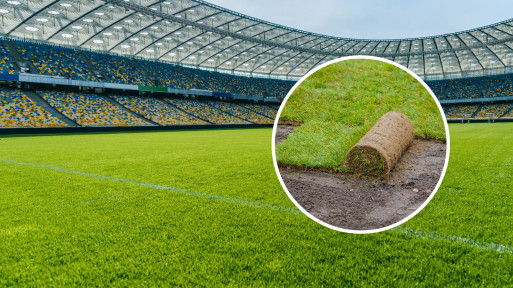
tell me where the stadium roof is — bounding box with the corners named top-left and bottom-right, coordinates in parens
top-left (1, 0), bottom-right (513, 80)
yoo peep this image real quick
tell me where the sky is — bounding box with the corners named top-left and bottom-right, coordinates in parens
top-left (206, 0), bottom-right (512, 39)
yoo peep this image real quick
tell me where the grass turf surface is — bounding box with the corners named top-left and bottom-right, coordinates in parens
top-left (0, 126), bottom-right (512, 286)
top-left (277, 59), bottom-right (446, 170)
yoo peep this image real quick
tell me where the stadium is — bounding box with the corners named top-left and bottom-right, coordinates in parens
top-left (1, 0), bottom-right (513, 286)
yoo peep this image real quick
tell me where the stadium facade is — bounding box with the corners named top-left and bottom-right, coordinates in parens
top-left (1, 0), bottom-right (513, 128)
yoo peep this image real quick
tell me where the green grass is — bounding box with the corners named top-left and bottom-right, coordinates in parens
top-left (0, 126), bottom-right (512, 286)
top-left (277, 59), bottom-right (446, 170)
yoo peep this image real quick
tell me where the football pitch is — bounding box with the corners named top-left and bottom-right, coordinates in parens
top-left (0, 125), bottom-right (512, 286)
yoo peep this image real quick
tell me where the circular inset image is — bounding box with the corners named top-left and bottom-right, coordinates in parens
top-left (272, 56), bottom-right (449, 234)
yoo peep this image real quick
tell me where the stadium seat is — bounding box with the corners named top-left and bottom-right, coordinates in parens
top-left (0, 88), bottom-right (67, 127)
top-left (37, 90), bottom-right (151, 127)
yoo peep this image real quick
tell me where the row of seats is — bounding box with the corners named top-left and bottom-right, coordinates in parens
top-left (240, 103), bottom-right (279, 119)
top-left (474, 103), bottom-right (513, 118)
top-left (0, 88), bottom-right (66, 127)
top-left (3, 39), bottom-right (293, 98)
top-left (164, 98), bottom-right (249, 124)
top-left (15, 40), bottom-right (95, 81)
top-left (0, 41), bottom-right (17, 74)
top-left (205, 100), bottom-right (273, 124)
top-left (140, 60), bottom-right (193, 90)
top-left (82, 51), bottom-right (152, 86)
top-left (443, 103), bottom-right (513, 119)
top-left (427, 74), bottom-right (513, 100)
top-left (37, 90), bottom-right (151, 127)
top-left (111, 95), bottom-right (206, 125)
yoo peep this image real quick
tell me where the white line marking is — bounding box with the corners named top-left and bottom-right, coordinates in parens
top-left (1, 158), bottom-right (511, 254)
top-left (0, 158), bottom-right (301, 215)
top-left (395, 227), bottom-right (513, 254)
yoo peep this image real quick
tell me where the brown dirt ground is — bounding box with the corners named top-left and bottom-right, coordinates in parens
top-left (275, 124), bottom-right (446, 231)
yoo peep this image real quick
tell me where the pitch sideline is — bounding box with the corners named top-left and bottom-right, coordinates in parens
top-left (2, 158), bottom-right (512, 254)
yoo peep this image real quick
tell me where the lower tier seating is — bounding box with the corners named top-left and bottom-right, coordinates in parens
top-left (111, 95), bottom-right (207, 125)
top-left (0, 88), bottom-right (280, 127)
top-left (0, 89), bottom-right (66, 127)
top-left (240, 103), bottom-right (279, 119)
top-left (164, 98), bottom-right (249, 124)
top-left (37, 90), bottom-right (151, 127)
top-left (205, 101), bottom-right (273, 124)
top-left (443, 103), bottom-right (513, 119)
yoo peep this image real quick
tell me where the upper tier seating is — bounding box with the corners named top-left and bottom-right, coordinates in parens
top-left (140, 60), bottom-right (193, 90)
top-left (111, 95), bottom-right (206, 125)
top-left (426, 74), bottom-right (513, 100)
top-left (0, 40), bottom-right (17, 74)
top-left (3, 39), bottom-right (294, 98)
top-left (15, 41), bottom-right (94, 81)
top-left (38, 90), bottom-right (151, 127)
top-left (0, 88), bottom-right (66, 127)
top-left (82, 51), bottom-right (151, 86)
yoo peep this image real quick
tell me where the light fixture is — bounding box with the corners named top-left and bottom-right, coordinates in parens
top-left (25, 26), bottom-right (39, 32)
top-left (121, 44), bottom-right (130, 48)
top-left (93, 39), bottom-right (104, 44)
top-left (61, 33), bottom-right (73, 38)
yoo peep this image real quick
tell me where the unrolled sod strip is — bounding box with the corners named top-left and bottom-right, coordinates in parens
top-left (345, 111), bottom-right (414, 176)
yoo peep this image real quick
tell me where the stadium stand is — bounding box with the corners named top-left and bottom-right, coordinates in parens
top-left (82, 51), bottom-right (151, 86)
top-left (205, 100), bottom-right (273, 124)
top-left (0, 88), bottom-right (66, 127)
top-left (15, 40), bottom-right (95, 81)
top-left (0, 40), bottom-right (17, 74)
top-left (3, 38), bottom-right (293, 100)
top-left (487, 75), bottom-right (513, 98)
top-left (473, 103), bottom-right (513, 119)
top-left (37, 90), bottom-right (151, 127)
top-left (264, 79), bottom-right (294, 99)
top-left (240, 103), bottom-right (278, 119)
top-left (140, 60), bottom-right (193, 90)
top-left (111, 95), bottom-right (207, 125)
top-left (164, 97), bottom-right (249, 124)
top-left (442, 104), bottom-right (480, 119)
top-left (426, 75), bottom-right (513, 100)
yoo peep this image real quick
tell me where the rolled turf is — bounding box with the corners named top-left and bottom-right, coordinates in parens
top-left (344, 111), bottom-right (414, 176)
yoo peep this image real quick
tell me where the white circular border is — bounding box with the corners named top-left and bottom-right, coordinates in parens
top-left (272, 55), bottom-right (451, 234)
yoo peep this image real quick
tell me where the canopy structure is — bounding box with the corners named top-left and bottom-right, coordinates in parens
top-left (1, 0), bottom-right (513, 80)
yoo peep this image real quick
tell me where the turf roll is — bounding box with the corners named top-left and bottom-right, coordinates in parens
top-left (345, 111), bottom-right (414, 176)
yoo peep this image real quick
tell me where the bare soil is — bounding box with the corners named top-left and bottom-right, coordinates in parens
top-left (275, 124), bottom-right (446, 231)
